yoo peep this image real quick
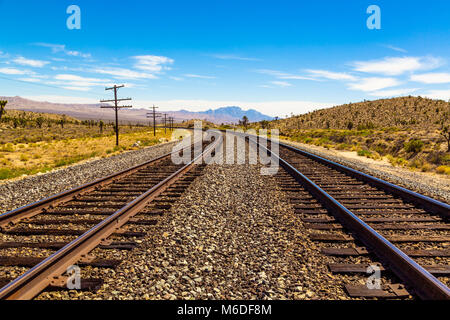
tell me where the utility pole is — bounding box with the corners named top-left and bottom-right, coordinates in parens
top-left (146, 105), bottom-right (161, 136)
top-left (100, 85), bottom-right (132, 146)
top-left (169, 117), bottom-right (174, 131)
top-left (163, 113), bottom-right (168, 134)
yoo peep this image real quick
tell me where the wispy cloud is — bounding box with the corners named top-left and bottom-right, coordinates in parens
top-left (410, 72), bottom-right (450, 84)
top-left (348, 77), bottom-right (401, 92)
top-left (133, 55), bottom-right (174, 72)
top-left (270, 81), bottom-right (292, 87)
top-left (384, 45), bottom-right (408, 53)
top-left (183, 74), bottom-right (216, 79)
top-left (352, 56), bottom-right (443, 76)
top-left (305, 69), bottom-right (357, 81)
top-left (256, 69), bottom-right (316, 80)
top-left (211, 54), bottom-right (261, 61)
top-left (0, 67), bottom-right (34, 75)
top-left (13, 56), bottom-right (49, 68)
top-left (35, 43), bottom-right (92, 59)
top-left (54, 74), bottom-right (111, 87)
top-left (424, 89), bottom-right (450, 101)
top-left (94, 67), bottom-right (157, 80)
top-left (369, 88), bottom-right (419, 97)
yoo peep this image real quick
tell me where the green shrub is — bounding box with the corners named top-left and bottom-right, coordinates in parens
top-left (404, 139), bottom-right (424, 153)
top-left (357, 149), bottom-right (372, 157)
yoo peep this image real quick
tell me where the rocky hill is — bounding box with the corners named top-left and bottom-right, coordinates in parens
top-left (274, 96), bottom-right (449, 131)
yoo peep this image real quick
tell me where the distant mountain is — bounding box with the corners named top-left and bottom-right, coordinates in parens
top-left (0, 96), bottom-right (273, 124)
top-left (201, 106), bottom-right (272, 122)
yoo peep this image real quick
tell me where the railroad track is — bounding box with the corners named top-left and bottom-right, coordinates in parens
top-left (0, 137), bottom-right (221, 300)
top-left (255, 137), bottom-right (449, 300)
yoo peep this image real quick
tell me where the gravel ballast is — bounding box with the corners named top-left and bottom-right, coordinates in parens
top-left (40, 162), bottom-right (353, 300)
top-left (0, 141), bottom-right (178, 213)
top-left (281, 139), bottom-right (450, 204)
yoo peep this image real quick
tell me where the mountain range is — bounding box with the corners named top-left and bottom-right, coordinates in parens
top-left (0, 96), bottom-right (273, 124)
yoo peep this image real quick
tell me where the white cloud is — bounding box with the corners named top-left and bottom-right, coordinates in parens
top-left (410, 72), bottom-right (450, 84)
top-left (424, 90), bottom-right (450, 101)
top-left (18, 78), bottom-right (42, 83)
top-left (306, 69), bottom-right (357, 81)
top-left (169, 76), bottom-right (184, 81)
top-left (256, 69), bottom-right (316, 80)
top-left (95, 67), bottom-right (157, 80)
top-left (369, 88), bottom-right (419, 97)
top-left (0, 67), bottom-right (33, 75)
top-left (183, 74), bottom-right (216, 79)
top-left (23, 95), bottom-right (99, 104)
top-left (54, 74), bottom-right (112, 88)
top-left (133, 55), bottom-right (174, 73)
top-left (13, 56), bottom-right (49, 68)
top-left (35, 43), bottom-right (91, 59)
top-left (384, 45), bottom-right (407, 53)
top-left (270, 81), bottom-right (292, 87)
top-left (211, 54), bottom-right (261, 61)
top-left (348, 77), bottom-right (401, 92)
top-left (61, 86), bottom-right (93, 92)
top-left (353, 56), bottom-right (442, 76)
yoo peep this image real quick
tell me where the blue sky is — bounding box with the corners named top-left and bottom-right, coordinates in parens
top-left (0, 0), bottom-right (449, 116)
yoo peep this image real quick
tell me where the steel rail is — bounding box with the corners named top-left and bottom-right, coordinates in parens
top-left (0, 141), bottom-right (182, 229)
top-left (279, 142), bottom-right (450, 218)
top-left (251, 135), bottom-right (450, 300)
top-left (0, 136), bottom-right (221, 300)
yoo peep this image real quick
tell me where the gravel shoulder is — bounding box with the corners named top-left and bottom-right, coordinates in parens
top-left (281, 139), bottom-right (450, 204)
top-left (0, 141), bottom-right (179, 213)
top-left (48, 162), bottom-right (349, 300)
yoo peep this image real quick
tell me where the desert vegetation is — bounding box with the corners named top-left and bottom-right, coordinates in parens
top-left (0, 109), bottom-right (173, 181)
top-left (250, 97), bottom-right (450, 176)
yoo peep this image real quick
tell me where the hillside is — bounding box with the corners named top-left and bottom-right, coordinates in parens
top-left (273, 96), bottom-right (449, 131)
top-left (0, 96), bottom-right (271, 124)
top-left (255, 96), bottom-right (450, 177)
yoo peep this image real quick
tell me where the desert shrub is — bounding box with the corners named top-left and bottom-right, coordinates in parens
top-left (436, 165), bottom-right (450, 175)
top-left (404, 139), bottom-right (424, 153)
top-left (357, 149), bottom-right (372, 157)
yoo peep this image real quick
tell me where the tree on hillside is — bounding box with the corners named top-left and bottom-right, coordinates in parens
top-left (259, 120), bottom-right (269, 129)
top-left (99, 120), bottom-right (104, 134)
top-left (59, 114), bottom-right (67, 129)
top-left (0, 100), bottom-right (7, 121)
top-left (35, 117), bottom-right (45, 128)
top-left (241, 116), bottom-right (249, 129)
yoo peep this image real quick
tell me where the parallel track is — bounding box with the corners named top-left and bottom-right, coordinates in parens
top-left (0, 137), bottom-right (221, 300)
top-left (257, 137), bottom-right (449, 300)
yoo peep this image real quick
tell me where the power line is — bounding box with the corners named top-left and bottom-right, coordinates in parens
top-left (146, 105), bottom-right (161, 137)
top-left (100, 84), bottom-right (132, 146)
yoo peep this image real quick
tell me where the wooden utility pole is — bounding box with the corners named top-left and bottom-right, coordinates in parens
top-left (100, 85), bottom-right (132, 146)
top-left (146, 105), bottom-right (161, 136)
top-left (169, 117), bottom-right (174, 131)
top-left (163, 113), bottom-right (168, 134)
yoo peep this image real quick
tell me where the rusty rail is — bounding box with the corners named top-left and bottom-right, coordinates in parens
top-left (0, 136), bottom-right (221, 300)
top-left (252, 135), bottom-right (450, 300)
top-left (0, 146), bottom-right (176, 228)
